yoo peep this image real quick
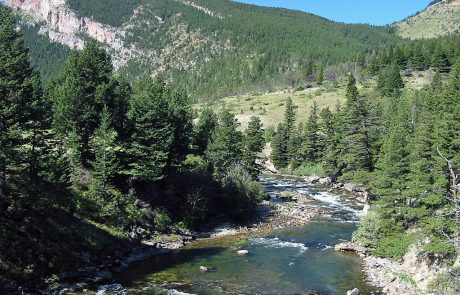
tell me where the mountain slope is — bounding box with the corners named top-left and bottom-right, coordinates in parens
top-left (396, 0), bottom-right (460, 39)
top-left (5, 0), bottom-right (401, 98)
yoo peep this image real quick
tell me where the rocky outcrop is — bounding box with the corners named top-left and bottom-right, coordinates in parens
top-left (6, 0), bottom-right (127, 66)
top-left (363, 245), bottom-right (458, 295)
top-left (334, 242), bottom-right (368, 256)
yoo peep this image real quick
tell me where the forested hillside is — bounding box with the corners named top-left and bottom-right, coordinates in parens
top-left (7, 0), bottom-right (400, 98)
top-left (0, 6), bottom-right (266, 289)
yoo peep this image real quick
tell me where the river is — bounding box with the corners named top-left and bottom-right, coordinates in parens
top-left (98, 175), bottom-right (380, 295)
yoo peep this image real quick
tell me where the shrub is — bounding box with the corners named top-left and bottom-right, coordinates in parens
top-left (152, 208), bottom-right (172, 232)
top-left (373, 232), bottom-right (415, 260)
top-left (220, 164), bottom-right (265, 221)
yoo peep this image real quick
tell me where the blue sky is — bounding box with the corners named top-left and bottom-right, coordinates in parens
top-left (236, 0), bottom-right (433, 25)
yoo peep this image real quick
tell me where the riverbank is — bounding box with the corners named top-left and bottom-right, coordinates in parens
top-left (45, 176), bottom-right (325, 294)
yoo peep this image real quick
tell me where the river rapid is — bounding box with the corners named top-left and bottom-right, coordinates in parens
top-left (97, 175), bottom-right (380, 295)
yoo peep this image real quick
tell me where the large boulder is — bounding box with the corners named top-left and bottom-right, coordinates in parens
top-left (334, 242), bottom-right (368, 255)
top-left (304, 175), bottom-right (320, 184)
top-left (346, 288), bottom-right (360, 295)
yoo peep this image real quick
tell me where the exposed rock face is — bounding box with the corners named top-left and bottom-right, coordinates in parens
top-left (6, 0), bottom-right (127, 67)
top-left (6, 0), bottom-right (231, 75)
top-left (364, 245), bottom-right (457, 295)
top-left (334, 242), bottom-right (368, 256)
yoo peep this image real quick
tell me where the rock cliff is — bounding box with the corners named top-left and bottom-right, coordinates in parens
top-left (6, 0), bottom-right (126, 66)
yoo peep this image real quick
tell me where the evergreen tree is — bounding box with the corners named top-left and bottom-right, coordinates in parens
top-left (372, 99), bottom-right (410, 198)
top-left (89, 106), bottom-right (119, 214)
top-left (300, 101), bottom-right (320, 163)
top-left (321, 104), bottom-right (346, 179)
top-left (316, 66), bottom-right (324, 85)
top-left (283, 97), bottom-right (296, 134)
top-left (271, 123), bottom-right (289, 169)
top-left (243, 116), bottom-right (265, 179)
top-left (127, 77), bottom-right (173, 182)
top-left (194, 107), bottom-right (218, 155)
top-left (341, 74), bottom-right (374, 178)
top-left (431, 47), bottom-right (451, 73)
top-left (205, 109), bottom-right (243, 180)
top-left (48, 41), bottom-right (117, 166)
top-left (0, 6), bottom-right (59, 283)
top-left (165, 86), bottom-right (193, 169)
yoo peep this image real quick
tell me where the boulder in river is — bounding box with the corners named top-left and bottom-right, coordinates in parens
top-left (334, 242), bottom-right (368, 255)
top-left (304, 175), bottom-right (320, 184)
top-left (346, 288), bottom-right (360, 295)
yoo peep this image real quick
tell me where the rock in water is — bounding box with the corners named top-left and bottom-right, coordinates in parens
top-left (237, 250), bottom-right (249, 255)
top-left (334, 242), bottom-right (367, 255)
top-left (199, 266), bottom-right (208, 272)
top-left (346, 288), bottom-right (360, 295)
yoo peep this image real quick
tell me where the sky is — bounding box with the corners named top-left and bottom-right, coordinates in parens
top-left (236, 0), bottom-right (433, 25)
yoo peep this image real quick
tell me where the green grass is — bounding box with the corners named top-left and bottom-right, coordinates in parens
top-left (196, 83), bottom-right (347, 129)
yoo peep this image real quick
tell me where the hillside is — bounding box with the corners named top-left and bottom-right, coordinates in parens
top-left (396, 0), bottom-right (460, 39)
top-left (5, 0), bottom-right (400, 98)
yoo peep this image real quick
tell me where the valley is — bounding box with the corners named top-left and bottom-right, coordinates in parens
top-left (0, 1), bottom-right (459, 294)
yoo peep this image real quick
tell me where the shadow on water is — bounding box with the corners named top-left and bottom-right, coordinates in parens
top-left (115, 246), bottom-right (228, 287)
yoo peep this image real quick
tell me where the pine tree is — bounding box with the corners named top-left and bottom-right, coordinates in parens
top-left (316, 66), bottom-right (324, 85)
top-left (48, 41), bottom-right (114, 166)
top-left (321, 104), bottom-right (346, 179)
top-left (341, 74), bottom-right (374, 178)
top-left (373, 99), bottom-right (410, 198)
top-left (243, 116), bottom-right (265, 179)
top-left (0, 6), bottom-right (58, 283)
top-left (89, 106), bottom-right (119, 212)
top-left (205, 109), bottom-right (243, 180)
top-left (127, 77), bottom-right (173, 182)
top-left (431, 47), bottom-right (451, 73)
top-left (271, 123), bottom-right (289, 169)
top-left (194, 107), bottom-right (218, 155)
top-left (283, 97), bottom-right (296, 134)
top-left (165, 86), bottom-right (193, 169)
top-left (300, 101), bottom-right (320, 163)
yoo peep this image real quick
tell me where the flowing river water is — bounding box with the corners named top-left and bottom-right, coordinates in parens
top-left (98, 175), bottom-right (380, 295)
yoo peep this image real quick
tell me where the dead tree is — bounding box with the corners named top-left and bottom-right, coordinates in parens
top-left (437, 148), bottom-right (459, 248)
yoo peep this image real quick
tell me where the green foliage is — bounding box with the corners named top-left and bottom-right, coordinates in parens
top-left (280, 163), bottom-right (326, 178)
top-left (243, 116), bottom-right (265, 179)
top-left (205, 109), bottom-right (243, 179)
top-left (220, 164), bottom-right (265, 221)
top-left (299, 101), bottom-right (320, 163)
top-left (373, 233), bottom-right (415, 260)
top-left (194, 107), bottom-right (218, 155)
top-left (427, 267), bottom-right (460, 295)
top-left (126, 77), bottom-right (173, 181)
top-left (67, 0), bottom-right (142, 26)
top-left (152, 208), bottom-right (172, 232)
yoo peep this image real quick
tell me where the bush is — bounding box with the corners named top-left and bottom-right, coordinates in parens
top-left (152, 208), bottom-right (172, 232)
top-left (354, 211), bottom-right (414, 260)
top-left (373, 232), bottom-right (415, 260)
top-left (220, 164), bottom-right (265, 221)
top-left (293, 163), bottom-right (326, 177)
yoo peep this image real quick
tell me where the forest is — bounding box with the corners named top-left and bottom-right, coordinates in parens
top-left (0, 6), bottom-right (266, 287)
top-left (271, 51), bottom-right (460, 270)
top-left (1, 1), bottom-right (460, 292)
